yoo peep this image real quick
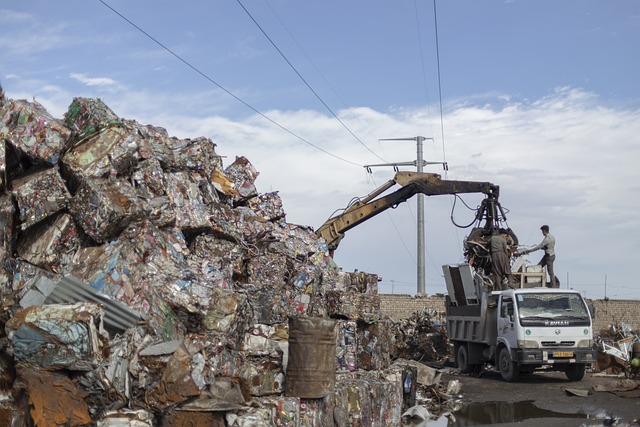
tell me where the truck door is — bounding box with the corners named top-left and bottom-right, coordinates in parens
top-left (497, 296), bottom-right (517, 346)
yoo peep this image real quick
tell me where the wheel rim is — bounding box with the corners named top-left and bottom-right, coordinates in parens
top-left (499, 350), bottom-right (510, 373)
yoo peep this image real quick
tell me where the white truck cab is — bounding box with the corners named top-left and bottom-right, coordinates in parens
top-left (444, 264), bottom-right (597, 381)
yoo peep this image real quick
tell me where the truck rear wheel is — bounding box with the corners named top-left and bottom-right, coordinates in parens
top-left (498, 347), bottom-right (520, 382)
top-left (565, 363), bottom-right (586, 381)
top-left (456, 344), bottom-right (471, 374)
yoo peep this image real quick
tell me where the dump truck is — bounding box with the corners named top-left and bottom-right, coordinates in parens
top-left (443, 263), bottom-right (597, 382)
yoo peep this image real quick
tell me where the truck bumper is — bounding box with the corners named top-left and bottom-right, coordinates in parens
top-left (515, 348), bottom-right (597, 365)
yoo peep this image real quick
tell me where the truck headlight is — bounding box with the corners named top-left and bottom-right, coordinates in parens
top-left (518, 340), bottom-right (539, 349)
top-left (577, 339), bottom-right (594, 348)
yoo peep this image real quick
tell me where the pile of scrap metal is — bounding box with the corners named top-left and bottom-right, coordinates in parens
top-left (0, 87), bottom-right (453, 426)
top-left (391, 308), bottom-right (451, 363)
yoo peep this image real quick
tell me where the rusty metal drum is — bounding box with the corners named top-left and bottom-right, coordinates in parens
top-left (285, 316), bottom-right (337, 398)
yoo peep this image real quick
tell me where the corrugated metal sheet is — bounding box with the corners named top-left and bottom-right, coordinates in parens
top-left (44, 275), bottom-right (144, 333)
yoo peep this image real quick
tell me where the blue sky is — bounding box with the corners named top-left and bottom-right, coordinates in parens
top-left (2, 1), bottom-right (640, 299)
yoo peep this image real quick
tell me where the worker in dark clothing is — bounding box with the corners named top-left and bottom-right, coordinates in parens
top-left (517, 224), bottom-right (557, 288)
top-left (490, 229), bottom-right (512, 290)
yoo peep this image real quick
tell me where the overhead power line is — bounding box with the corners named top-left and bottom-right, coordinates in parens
top-left (235, 0), bottom-right (387, 163)
top-left (97, 0), bottom-right (361, 167)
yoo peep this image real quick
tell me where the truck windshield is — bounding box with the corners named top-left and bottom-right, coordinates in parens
top-left (516, 293), bottom-right (590, 326)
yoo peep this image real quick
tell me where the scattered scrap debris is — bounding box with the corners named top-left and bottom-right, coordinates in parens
top-left (0, 86), bottom-right (457, 425)
top-left (391, 307), bottom-right (451, 363)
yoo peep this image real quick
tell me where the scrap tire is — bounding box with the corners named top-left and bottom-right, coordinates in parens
top-left (498, 347), bottom-right (520, 382)
top-left (456, 344), bottom-right (471, 374)
top-left (565, 363), bottom-right (586, 381)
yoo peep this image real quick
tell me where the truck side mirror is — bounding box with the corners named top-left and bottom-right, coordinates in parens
top-left (506, 304), bottom-right (514, 318)
top-left (588, 303), bottom-right (596, 320)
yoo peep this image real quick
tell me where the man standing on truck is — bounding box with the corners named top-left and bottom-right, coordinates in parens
top-left (490, 228), bottom-right (512, 290)
top-left (517, 224), bottom-right (557, 288)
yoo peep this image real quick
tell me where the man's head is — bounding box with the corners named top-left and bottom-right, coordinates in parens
top-left (540, 224), bottom-right (549, 235)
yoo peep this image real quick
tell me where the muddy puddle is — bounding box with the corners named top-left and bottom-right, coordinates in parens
top-left (403, 400), bottom-right (601, 426)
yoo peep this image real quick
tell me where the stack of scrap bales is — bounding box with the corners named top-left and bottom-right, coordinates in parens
top-left (0, 87), bottom-right (412, 426)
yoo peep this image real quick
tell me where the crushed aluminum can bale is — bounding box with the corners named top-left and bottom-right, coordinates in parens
top-left (130, 158), bottom-right (175, 228)
top-left (0, 193), bottom-right (16, 253)
top-left (5, 302), bottom-right (107, 371)
top-left (239, 283), bottom-right (290, 325)
top-left (203, 288), bottom-right (250, 338)
top-left (96, 408), bottom-right (155, 427)
top-left (167, 135), bottom-right (222, 178)
top-left (17, 366), bottom-right (92, 427)
top-left (133, 122), bottom-right (175, 167)
top-left (187, 235), bottom-right (243, 289)
top-left (224, 156), bottom-right (259, 201)
top-left (16, 213), bottom-right (84, 273)
top-left (62, 123), bottom-right (140, 182)
top-left (209, 202), bottom-right (249, 243)
top-left (64, 97), bottom-right (121, 139)
top-left (247, 191), bottom-right (286, 222)
top-left (69, 178), bottom-right (144, 243)
top-left (165, 171), bottom-right (213, 232)
top-left (0, 99), bottom-right (71, 166)
top-left (239, 357), bottom-right (285, 397)
top-left (242, 323), bottom-right (288, 361)
top-left (325, 290), bottom-right (382, 323)
top-left (333, 368), bottom-right (403, 427)
top-left (356, 319), bottom-right (392, 371)
top-left (255, 395), bottom-right (336, 427)
top-left (11, 166), bottom-right (71, 230)
top-left (246, 253), bottom-right (290, 288)
top-left (336, 320), bottom-right (357, 372)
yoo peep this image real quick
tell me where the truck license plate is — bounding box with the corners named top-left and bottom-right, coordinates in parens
top-left (554, 351), bottom-right (574, 358)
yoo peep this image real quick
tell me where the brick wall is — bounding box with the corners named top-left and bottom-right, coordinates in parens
top-left (379, 294), bottom-right (640, 334)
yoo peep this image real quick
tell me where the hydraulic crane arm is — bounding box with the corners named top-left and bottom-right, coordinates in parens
top-left (316, 171), bottom-right (503, 255)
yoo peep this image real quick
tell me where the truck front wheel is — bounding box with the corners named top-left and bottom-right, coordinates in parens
top-left (498, 347), bottom-right (520, 382)
top-left (565, 363), bottom-right (586, 381)
top-left (456, 344), bottom-right (471, 374)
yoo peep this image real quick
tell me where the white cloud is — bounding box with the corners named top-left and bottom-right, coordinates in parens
top-left (69, 73), bottom-right (118, 88)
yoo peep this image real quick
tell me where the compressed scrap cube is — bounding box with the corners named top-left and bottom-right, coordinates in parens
top-left (165, 171), bottom-right (213, 231)
top-left (0, 99), bottom-right (71, 165)
top-left (248, 191), bottom-right (285, 221)
top-left (224, 156), bottom-right (259, 201)
top-left (64, 97), bottom-right (121, 139)
top-left (16, 212), bottom-right (84, 273)
top-left (167, 135), bottom-right (222, 176)
top-left (325, 290), bottom-right (382, 323)
top-left (0, 193), bottom-right (16, 253)
top-left (11, 166), bottom-right (71, 230)
top-left (62, 123), bottom-right (140, 182)
top-left (69, 178), bottom-right (143, 242)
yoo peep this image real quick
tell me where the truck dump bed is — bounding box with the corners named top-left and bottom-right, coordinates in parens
top-left (443, 264), bottom-right (498, 345)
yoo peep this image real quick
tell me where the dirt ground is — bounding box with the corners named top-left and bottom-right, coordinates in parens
top-left (440, 367), bottom-right (640, 427)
